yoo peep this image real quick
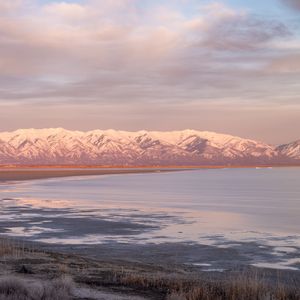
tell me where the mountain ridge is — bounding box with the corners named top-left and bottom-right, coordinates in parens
top-left (0, 128), bottom-right (299, 166)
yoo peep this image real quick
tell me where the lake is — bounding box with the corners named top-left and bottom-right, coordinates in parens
top-left (1, 168), bottom-right (300, 271)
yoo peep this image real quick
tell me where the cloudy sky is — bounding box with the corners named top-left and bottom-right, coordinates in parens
top-left (0, 0), bottom-right (299, 144)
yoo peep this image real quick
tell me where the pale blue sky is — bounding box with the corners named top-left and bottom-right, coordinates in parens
top-left (0, 0), bottom-right (299, 143)
top-left (37, 0), bottom-right (294, 15)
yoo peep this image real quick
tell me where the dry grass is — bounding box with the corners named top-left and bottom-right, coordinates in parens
top-left (0, 238), bottom-right (75, 299)
top-left (0, 238), bottom-right (36, 259)
top-left (0, 276), bottom-right (74, 300)
top-left (1, 237), bottom-right (300, 300)
top-left (0, 239), bottom-right (23, 258)
top-left (167, 276), bottom-right (300, 300)
top-left (109, 270), bottom-right (300, 300)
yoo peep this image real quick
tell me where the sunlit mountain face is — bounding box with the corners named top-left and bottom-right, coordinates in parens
top-left (0, 128), bottom-right (298, 166)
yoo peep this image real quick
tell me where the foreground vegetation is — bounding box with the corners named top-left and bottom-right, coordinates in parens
top-left (0, 238), bottom-right (299, 300)
top-left (0, 276), bottom-right (73, 300)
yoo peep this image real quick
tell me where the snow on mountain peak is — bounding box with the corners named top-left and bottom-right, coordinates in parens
top-left (0, 128), bottom-right (298, 165)
top-left (276, 140), bottom-right (300, 159)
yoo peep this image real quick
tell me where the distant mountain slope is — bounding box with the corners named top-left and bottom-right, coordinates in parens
top-left (276, 140), bottom-right (300, 160)
top-left (0, 128), bottom-right (298, 165)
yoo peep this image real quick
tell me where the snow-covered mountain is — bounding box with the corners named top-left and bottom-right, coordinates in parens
top-left (0, 128), bottom-right (298, 165)
top-left (276, 140), bottom-right (300, 160)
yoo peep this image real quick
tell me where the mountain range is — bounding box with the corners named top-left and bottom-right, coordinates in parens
top-left (0, 128), bottom-right (299, 166)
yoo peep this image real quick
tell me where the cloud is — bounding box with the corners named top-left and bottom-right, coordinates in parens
top-left (267, 54), bottom-right (300, 73)
top-left (0, 0), bottom-right (299, 143)
top-left (282, 0), bottom-right (300, 11)
top-left (200, 16), bottom-right (290, 50)
top-left (0, 0), bottom-right (23, 13)
top-left (43, 2), bottom-right (89, 21)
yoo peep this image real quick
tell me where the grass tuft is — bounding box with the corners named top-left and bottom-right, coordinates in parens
top-left (0, 276), bottom-right (74, 300)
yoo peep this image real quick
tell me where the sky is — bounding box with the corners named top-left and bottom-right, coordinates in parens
top-left (0, 0), bottom-right (299, 144)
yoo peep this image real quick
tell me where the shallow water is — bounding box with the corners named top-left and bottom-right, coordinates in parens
top-left (1, 168), bottom-right (300, 270)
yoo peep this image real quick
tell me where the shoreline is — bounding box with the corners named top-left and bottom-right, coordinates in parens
top-left (1, 165), bottom-right (299, 182)
top-left (1, 164), bottom-right (300, 169)
top-left (0, 168), bottom-right (184, 182)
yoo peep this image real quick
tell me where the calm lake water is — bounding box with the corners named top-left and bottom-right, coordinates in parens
top-left (1, 168), bottom-right (300, 270)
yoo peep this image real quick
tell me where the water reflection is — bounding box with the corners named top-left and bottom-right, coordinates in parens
top-left (1, 168), bottom-right (300, 270)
